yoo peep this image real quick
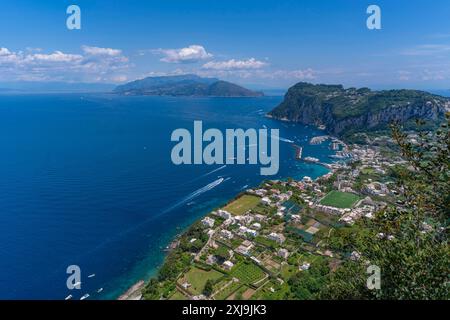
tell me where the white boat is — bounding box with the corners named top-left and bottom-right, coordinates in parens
top-left (97, 288), bottom-right (103, 293)
top-left (88, 274), bottom-right (95, 278)
top-left (80, 294), bottom-right (90, 300)
top-left (65, 294), bottom-right (72, 300)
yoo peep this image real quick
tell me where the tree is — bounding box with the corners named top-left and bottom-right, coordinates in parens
top-left (203, 279), bottom-right (214, 297)
top-left (142, 278), bottom-right (160, 300)
top-left (320, 115), bottom-right (450, 300)
top-left (289, 260), bottom-right (330, 299)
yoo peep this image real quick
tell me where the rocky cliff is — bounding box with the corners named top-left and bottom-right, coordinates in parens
top-left (268, 82), bottom-right (449, 135)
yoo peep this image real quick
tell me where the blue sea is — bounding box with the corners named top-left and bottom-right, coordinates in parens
top-left (0, 94), bottom-right (334, 299)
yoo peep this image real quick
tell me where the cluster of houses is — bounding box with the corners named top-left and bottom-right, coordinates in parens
top-left (194, 184), bottom-right (303, 280)
top-left (314, 204), bottom-right (350, 216)
top-left (363, 181), bottom-right (390, 197)
top-left (171, 136), bottom-right (412, 300)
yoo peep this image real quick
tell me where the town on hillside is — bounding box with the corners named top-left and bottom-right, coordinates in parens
top-left (140, 132), bottom-right (415, 301)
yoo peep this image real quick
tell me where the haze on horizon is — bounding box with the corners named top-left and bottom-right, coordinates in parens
top-left (0, 0), bottom-right (449, 91)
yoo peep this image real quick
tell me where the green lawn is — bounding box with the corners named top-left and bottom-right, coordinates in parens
top-left (214, 281), bottom-right (242, 300)
top-left (280, 264), bottom-right (297, 280)
top-left (169, 290), bottom-right (188, 300)
top-left (223, 195), bottom-right (261, 215)
top-left (320, 191), bottom-right (360, 209)
top-left (252, 280), bottom-right (290, 300)
top-left (181, 267), bottom-right (224, 295)
top-left (255, 235), bottom-right (278, 248)
top-left (230, 262), bottom-right (266, 284)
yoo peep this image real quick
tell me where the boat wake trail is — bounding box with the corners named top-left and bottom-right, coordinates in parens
top-left (67, 177), bottom-right (229, 265)
top-left (180, 165), bottom-right (227, 187)
top-left (202, 165), bottom-right (227, 177)
top-left (274, 136), bottom-right (294, 143)
top-left (161, 177), bottom-right (225, 215)
top-left (262, 132), bottom-right (294, 144)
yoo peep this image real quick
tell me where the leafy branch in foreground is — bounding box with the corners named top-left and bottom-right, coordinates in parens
top-left (320, 114), bottom-right (450, 300)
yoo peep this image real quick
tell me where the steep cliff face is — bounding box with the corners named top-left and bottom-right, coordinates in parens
top-left (268, 82), bottom-right (449, 135)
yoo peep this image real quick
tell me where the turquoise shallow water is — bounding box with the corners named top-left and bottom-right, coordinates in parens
top-left (0, 94), bottom-right (332, 299)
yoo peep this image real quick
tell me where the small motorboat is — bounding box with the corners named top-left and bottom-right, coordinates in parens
top-left (80, 294), bottom-right (90, 300)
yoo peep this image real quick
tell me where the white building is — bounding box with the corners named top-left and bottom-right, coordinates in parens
top-left (206, 255), bottom-right (217, 265)
top-left (220, 229), bottom-right (234, 239)
top-left (216, 209), bottom-right (232, 220)
top-left (251, 222), bottom-right (262, 230)
top-left (222, 260), bottom-right (234, 271)
top-left (201, 216), bottom-right (215, 228)
top-left (245, 228), bottom-right (258, 237)
top-left (254, 214), bottom-right (266, 222)
top-left (250, 256), bottom-right (261, 265)
top-left (239, 225), bottom-right (257, 237)
top-left (268, 232), bottom-right (286, 244)
top-left (277, 248), bottom-right (289, 259)
top-left (299, 262), bottom-right (310, 271)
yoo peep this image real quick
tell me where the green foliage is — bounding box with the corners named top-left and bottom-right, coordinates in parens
top-left (288, 259), bottom-right (330, 299)
top-left (230, 261), bottom-right (266, 284)
top-left (321, 115), bottom-right (450, 299)
top-left (269, 82), bottom-right (448, 135)
top-left (326, 226), bottom-right (358, 252)
top-left (114, 74), bottom-right (263, 97)
top-left (203, 279), bottom-right (214, 296)
top-left (214, 245), bottom-right (230, 261)
top-left (142, 278), bottom-right (160, 300)
top-left (320, 190), bottom-right (360, 209)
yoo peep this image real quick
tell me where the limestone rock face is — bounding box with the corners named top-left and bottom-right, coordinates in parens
top-left (268, 82), bottom-right (449, 135)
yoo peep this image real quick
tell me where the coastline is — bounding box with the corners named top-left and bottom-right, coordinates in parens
top-left (118, 280), bottom-right (145, 300)
top-left (118, 160), bottom-right (334, 300)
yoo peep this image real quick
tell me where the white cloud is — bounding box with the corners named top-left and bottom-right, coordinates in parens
top-left (202, 58), bottom-right (267, 70)
top-left (154, 45), bottom-right (212, 63)
top-left (26, 51), bottom-right (83, 63)
top-left (401, 44), bottom-right (450, 56)
top-left (261, 68), bottom-right (316, 80)
top-left (0, 47), bottom-right (12, 56)
top-left (421, 69), bottom-right (446, 81)
top-left (397, 70), bottom-right (412, 81)
top-left (0, 46), bottom-right (130, 82)
top-left (82, 45), bottom-right (122, 56)
top-left (111, 75), bottom-right (128, 83)
top-left (196, 67), bottom-right (317, 84)
top-left (396, 68), bottom-right (450, 82)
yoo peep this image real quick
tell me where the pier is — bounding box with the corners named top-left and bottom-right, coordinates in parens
top-left (292, 144), bottom-right (303, 159)
top-left (292, 144), bottom-right (332, 169)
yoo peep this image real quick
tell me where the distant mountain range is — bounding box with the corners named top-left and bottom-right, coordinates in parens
top-left (113, 74), bottom-right (264, 97)
top-left (268, 82), bottom-right (450, 136)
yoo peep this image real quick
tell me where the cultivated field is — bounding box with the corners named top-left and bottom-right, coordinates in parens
top-left (223, 195), bottom-right (261, 215)
top-left (179, 267), bottom-right (224, 295)
top-left (320, 191), bottom-right (360, 209)
top-left (230, 262), bottom-right (266, 284)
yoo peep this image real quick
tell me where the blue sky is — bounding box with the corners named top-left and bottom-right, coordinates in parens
top-left (1, 0), bottom-right (449, 89)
